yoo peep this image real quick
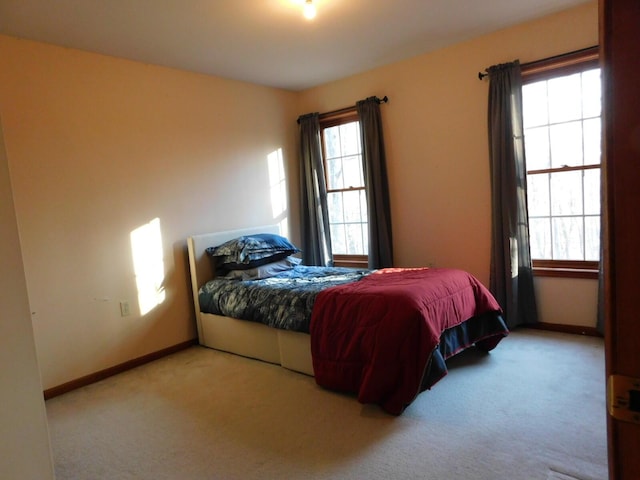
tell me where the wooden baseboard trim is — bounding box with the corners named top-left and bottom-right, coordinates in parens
top-left (524, 322), bottom-right (602, 337)
top-left (43, 338), bottom-right (198, 400)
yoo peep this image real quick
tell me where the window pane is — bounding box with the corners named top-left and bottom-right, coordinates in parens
top-left (327, 192), bottom-right (344, 223)
top-left (325, 157), bottom-right (343, 190)
top-left (530, 217), bottom-right (552, 259)
top-left (343, 154), bottom-right (364, 188)
top-left (584, 216), bottom-right (600, 261)
top-left (359, 190), bottom-right (368, 222)
top-left (345, 223), bottom-right (364, 255)
top-left (330, 223), bottom-right (346, 255)
top-left (527, 173), bottom-right (550, 217)
top-left (548, 73), bottom-right (582, 123)
top-left (362, 223), bottom-right (369, 255)
top-left (583, 118), bottom-right (601, 165)
top-left (550, 121), bottom-right (583, 168)
top-left (584, 169), bottom-right (601, 215)
top-left (550, 170), bottom-right (583, 216)
top-left (324, 126), bottom-right (340, 159)
top-left (522, 82), bottom-right (548, 128)
top-left (340, 122), bottom-right (361, 156)
top-left (582, 69), bottom-right (602, 118)
top-left (343, 190), bottom-right (363, 222)
top-left (552, 216), bottom-right (584, 260)
top-left (524, 126), bottom-right (550, 170)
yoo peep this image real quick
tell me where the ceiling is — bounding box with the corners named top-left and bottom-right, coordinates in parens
top-left (0, 0), bottom-right (590, 92)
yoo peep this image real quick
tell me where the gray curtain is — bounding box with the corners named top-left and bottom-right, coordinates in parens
top-left (596, 258), bottom-right (604, 334)
top-left (356, 97), bottom-right (394, 268)
top-left (298, 113), bottom-right (333, 266)
top-left (487, 61), bottom-right (538, 328)
top-left (596, 174), bottom-right (605, 334)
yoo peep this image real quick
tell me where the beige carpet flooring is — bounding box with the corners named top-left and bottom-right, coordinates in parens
top-left (46, 329), bottom-right (608, 480)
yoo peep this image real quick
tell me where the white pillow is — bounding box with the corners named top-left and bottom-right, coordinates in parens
top-left (225, 256), bottom-right (301, 280)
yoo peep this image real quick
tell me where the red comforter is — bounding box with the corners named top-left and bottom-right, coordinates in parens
top-left (310, 267), bottom-right (503, 414)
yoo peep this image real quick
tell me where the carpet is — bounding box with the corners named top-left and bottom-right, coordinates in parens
top-left (46, 328), bottom-right (608, 480)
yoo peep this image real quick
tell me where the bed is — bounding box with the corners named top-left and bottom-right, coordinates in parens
top-left (187, 225), bottom-right (509, 414)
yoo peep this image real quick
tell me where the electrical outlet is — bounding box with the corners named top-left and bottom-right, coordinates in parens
top-left (119, 301), bottom-right (131, 317)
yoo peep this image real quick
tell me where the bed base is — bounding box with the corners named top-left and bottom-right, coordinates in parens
top-left (198, 312), bottom-right (313, 375)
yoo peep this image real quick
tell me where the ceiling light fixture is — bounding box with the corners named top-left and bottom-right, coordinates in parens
top-left (303, 0), bottom-right (316, 20)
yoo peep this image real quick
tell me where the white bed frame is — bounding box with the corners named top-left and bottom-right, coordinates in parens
top-left (187, 225), bottom-right (314, 376)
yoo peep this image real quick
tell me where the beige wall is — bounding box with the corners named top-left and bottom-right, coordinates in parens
top-left (0, 36), bottom-right (299, 389)
top-left (0, 117), bottom-right (55, 478)
top-left (296, 1), bottom-right (599, 327)
top-left (0, 1), bottom-right (599, 392)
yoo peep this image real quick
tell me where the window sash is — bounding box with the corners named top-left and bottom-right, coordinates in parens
top-left (320, 112), bottom-right (369, 259)
top-left (522, 46), bottom-right (601, 278)
top-left (333, 254), bottom-right (368, 268)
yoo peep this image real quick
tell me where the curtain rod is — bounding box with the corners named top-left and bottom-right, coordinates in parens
top-left (319, 96), bottom-right (388, 119)
top-left (298, 96), bottom-right (388, 123)
top-left (477, 45), bottom-right (599, 80)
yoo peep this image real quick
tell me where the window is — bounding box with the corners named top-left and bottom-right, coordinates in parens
top-left (320, 112), bottom-right (368, 267)
top-left (521, 47), bottom-right (601, 278)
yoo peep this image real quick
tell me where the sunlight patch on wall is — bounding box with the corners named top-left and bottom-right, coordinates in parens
top-left (267, 148), bottom-right (289, 237)
top-left (130, 218), bottom-right (166, 316)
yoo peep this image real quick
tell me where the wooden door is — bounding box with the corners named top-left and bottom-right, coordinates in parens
top-left (600, 0), bottom-right (640, 478)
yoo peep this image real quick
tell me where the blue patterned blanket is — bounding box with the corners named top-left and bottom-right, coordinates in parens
top-left (198, 265), bottom-right (371, 333)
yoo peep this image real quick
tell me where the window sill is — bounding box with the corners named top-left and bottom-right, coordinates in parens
top-left (532, 260), bottom-right (599, 279)
top-left (533, 267), bottom-right (599, 279)
top-left (333, 254), bottom-right (368, 269)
